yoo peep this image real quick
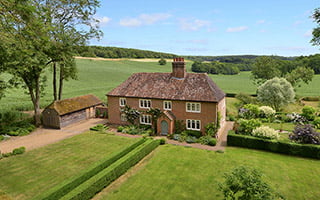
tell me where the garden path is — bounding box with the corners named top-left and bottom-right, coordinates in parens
top-left (0, 118), bottom-right (107, 154)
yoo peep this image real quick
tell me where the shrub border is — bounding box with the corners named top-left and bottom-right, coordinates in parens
top-left (60, 139), bottom-right (160, 200)
top-left (227, 133), bottom-right (320, 159)
top-left (32, 138), bottom-right (146, 200)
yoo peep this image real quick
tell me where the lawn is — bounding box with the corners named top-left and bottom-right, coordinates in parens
top-left (0, 132), bottom-right (139, 200)
top-left (97, 145), bottom-right (320, 200)
top-left (1, 58), bottom-right (319, 111)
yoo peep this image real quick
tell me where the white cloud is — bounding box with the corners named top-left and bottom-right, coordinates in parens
top-left (119, 13), bottom-right (171, 27)
top-left (99, 16), bottom-right (111, 25)
top-left (226, 26), bottom-right (248, 33)
top-left (179, 18), bottom-right (211, 31)
top-left (257, 20), bottom-right (265, 24)
top-left (176, 39), bottom-right (209, 45)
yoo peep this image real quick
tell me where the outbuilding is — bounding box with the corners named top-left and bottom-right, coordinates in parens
top-left (42, 94), bottom-right (103, 129)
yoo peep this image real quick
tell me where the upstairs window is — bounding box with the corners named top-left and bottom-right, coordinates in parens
top-left (186, 102), bottom-right (201, 113)
top-left (186, 119), bottom-right (201, 131)
top-left (119, 98), bottom-right (126, 107)
top-left (139, 99), bottom-right (151, 108)
top-left (140, 114), bottom-right (151, 125)
top-left (163, 101), bottom-right (172, 110)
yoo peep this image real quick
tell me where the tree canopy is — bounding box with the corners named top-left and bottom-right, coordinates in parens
top-left (257, 77), bottom-right (295, 111)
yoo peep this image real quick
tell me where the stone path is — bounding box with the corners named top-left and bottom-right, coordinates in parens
top-left (0, 118), bottom-right (107, 154)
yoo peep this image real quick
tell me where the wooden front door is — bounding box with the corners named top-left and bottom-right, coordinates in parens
top-left (161, 120), bottom-right (168, 136)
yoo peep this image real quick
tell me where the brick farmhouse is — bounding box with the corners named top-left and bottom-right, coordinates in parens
top-left (107, 58), bottom-right (226, 135)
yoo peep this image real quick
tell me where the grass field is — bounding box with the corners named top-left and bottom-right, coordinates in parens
top-left (97, 145), bottom-right (320, 200)
top-left (0, 58), bottom-right (319, 111)
top-left (0, 132), bottom-right (139, 200)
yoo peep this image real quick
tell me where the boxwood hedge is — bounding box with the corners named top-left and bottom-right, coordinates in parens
top-left (227, 133), bottom-right (320, 159)
top-left (60, 139), bottom-right (160, 200)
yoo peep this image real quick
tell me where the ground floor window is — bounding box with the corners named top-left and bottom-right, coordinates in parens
top-left (120, 113), bottom-right (127, 121)
top-left (140, 114), bottom-right (151, 125)
top-left (186, 119), bottom-right (201, 130)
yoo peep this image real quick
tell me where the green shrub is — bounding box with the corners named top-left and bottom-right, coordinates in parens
top-left (205, 122), bottom-right (219, 137)
top-left (174, 120), bottom-right (186, 134)
top-left (59, 139), bottom-right (159, 200)
top-left (301, 106), bottom-right (316, 121)
top-left (0, 135), bottom-right (4, 141)
top-left (159, 138), bottom-right (166, 145)
top-left (208, 138), bottom-right (217, 146)
top-left (117, 126), bottom-right (124, 132)
top-left (313, 117), bottom-right (320, 129)
top-left (89, 124), bottom-right (108, 132)
top-left (185, 136), bottom-right (197, 143)
top-left (12, 146), bottom-right (26, 155)
top-left (32, 138), bottom-right (146, 200)
top-left (235, 93), bottom-right (256, 105)
top-left (184, 130), bottom-right (202, 138)
top-left (227, 133), bottom-right (320, 159)
top-left (235, 119), bottom-right (262, 135)
top-left (198, 135), bottom-right (212, 145)
top-left (252, 126), bottom-right (279, 140)
top-left (158, 58), bottom-right (166, 65)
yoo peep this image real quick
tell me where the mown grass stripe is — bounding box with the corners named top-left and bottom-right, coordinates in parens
top-left (60, 139), bottom-right (160, 200)
top-left (32, 138), bottom-right (146, 200)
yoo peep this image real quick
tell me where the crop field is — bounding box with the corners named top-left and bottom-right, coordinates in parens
top-left (0, 58), bottom-right (319, 111)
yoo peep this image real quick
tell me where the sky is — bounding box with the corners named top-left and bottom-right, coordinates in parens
top-left (90, 0), bottom-right (320, 57)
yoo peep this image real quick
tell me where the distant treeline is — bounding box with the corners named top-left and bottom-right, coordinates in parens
top-left (192, 61), bottom-right (241, 75)
top-left (77, 46), bottom-right (177, 59)
top-left (76, 46), bottom-right (320, 74)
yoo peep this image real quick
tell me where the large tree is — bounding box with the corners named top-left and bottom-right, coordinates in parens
top-left (251, 56), bottom-right (281, 85)
top-left (257, 77), bottom-right (295, 111)
top-left (0, 0), bottom-right (101, 125)
top-left (311, 8), bottom-right (320, 47)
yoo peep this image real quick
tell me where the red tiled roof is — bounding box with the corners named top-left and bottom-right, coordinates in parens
top-left (46, 94), bottom-right (102, 115)
top-left (107, 72), bottom-right (225, 102)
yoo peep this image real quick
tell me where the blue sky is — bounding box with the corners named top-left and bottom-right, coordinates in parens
top-left (91, 0), bottom-right (320, 56)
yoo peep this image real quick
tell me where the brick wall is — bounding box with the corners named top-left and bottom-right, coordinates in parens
top-left (107, 96), bottom-right (222, 133)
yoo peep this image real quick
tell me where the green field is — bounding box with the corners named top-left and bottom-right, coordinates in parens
top-left (0, 133), bottom-right (140, 200)
top-left (97, 145), bottom-right (320, 200)
top-left (0, 58), bottom-right (319, 111)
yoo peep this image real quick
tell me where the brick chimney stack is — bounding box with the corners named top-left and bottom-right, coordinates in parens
top-left (172, 57), bottom-right (186, 79)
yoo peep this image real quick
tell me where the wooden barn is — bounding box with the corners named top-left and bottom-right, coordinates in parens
top-left (42, 94), bottom-right (103, 129)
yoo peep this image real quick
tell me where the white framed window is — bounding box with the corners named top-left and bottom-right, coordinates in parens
top-left (139, 99), bottom-right (151, 108)
top-left (163, 101), bottom-right (172, 110)
top-left (186, 102), bottom-right (201, 113)
top-left (120, 113), bottom-right (127, 122)
top-left (140, 114), bottom-right (151, 125)
top-left (186, 119), bottom-right (201, 131)
top-left (119, 98), bottom-right (126, 107)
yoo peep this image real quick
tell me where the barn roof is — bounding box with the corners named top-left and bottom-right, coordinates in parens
top-left (46, 94), bottom-right (102, 115)
top-left (107, 72), bottom-right (225, 102)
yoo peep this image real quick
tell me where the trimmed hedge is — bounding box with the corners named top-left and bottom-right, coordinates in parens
top-left (60, 139), bottom-right (160, 200)
top-left (32, 138), bottom-right (146, 200)
top-left (227, 134), bottom-right (320, 159)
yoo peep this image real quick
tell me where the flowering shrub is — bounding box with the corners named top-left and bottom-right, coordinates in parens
top-left (259, 106), bottom-right (275, 118)
top-left (235, 119), bottom-right (262, 135)
top-left (286, 113), bottom-right (307, 124)
top-left (252, 126), bottom-right (279, 140)
top-left (238, 104), bottom-right (260, 119)
top-left (289, 124), bottom-right (320, 145)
